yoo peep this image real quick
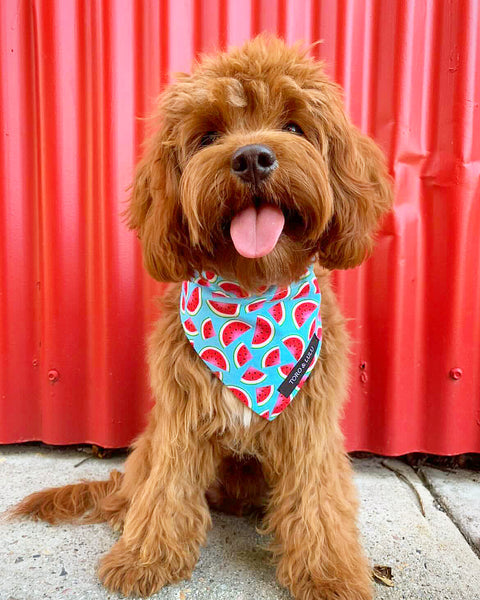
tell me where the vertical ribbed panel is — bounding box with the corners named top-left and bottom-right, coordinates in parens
top-left (1, 0), bottom-right (479, 453)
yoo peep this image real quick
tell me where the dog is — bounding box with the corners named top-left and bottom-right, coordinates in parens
top-left (11, 36), bottom-right (392, 599)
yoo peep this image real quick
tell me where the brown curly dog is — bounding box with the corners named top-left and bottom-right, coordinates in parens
top-left (11, 36), bottom-right (392, 599)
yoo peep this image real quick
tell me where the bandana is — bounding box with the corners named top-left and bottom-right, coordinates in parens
top-left (180, 266), bottom-right (322, 421)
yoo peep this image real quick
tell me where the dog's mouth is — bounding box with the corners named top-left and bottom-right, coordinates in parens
top-left (229, 199), bottom-right (285, 259)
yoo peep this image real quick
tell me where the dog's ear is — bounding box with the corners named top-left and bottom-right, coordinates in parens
top-left (124, 120), bottom-right (192, 282)
top-left (317, 87), bottom-right (393, 270)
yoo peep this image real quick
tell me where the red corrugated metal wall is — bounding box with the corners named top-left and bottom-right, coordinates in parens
top-left (1, 0), bottom-right (479, 454)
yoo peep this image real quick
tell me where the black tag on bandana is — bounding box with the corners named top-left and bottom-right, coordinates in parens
top-left (277, 334), bottom-right (320, 398)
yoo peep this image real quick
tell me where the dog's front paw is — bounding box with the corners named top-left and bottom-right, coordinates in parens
top-left (98, 540), bottom-right (188, 597)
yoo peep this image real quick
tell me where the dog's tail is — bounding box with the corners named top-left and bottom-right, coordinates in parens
top-left (7, 469), bottom-right (124, 524)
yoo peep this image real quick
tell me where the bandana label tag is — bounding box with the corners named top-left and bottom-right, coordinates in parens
top-left (278, 333), bottom-right (320, 397)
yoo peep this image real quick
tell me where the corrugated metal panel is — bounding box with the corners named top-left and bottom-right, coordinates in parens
top-left (1, 0), bottom-right (479, 454)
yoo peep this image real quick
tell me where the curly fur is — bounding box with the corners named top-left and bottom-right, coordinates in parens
top-left (10, 36), bottom-right (392, 599)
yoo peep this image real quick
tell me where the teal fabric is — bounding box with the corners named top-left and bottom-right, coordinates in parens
top-left (180, 266), bottom-right (322, 421)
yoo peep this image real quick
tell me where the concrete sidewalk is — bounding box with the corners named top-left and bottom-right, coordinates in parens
top-left (0, 446), bottom-right (479, 600)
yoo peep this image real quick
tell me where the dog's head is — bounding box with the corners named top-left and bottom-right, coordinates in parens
top-left (126, 36), bottom-right (392, 290)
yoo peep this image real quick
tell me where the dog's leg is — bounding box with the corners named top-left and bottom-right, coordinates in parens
top-left (262, 422), bottom-right (372, 600)
top-left (98, 413), bottom-right (216, 597)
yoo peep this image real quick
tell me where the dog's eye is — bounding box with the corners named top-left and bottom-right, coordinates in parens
top-left (283, 122), bottom-right (304, 136)
top-left (199, 131), bottom-right (219, 147)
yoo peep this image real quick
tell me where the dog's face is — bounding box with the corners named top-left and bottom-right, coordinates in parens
top-left (127, 36), bottom-right (392, 290)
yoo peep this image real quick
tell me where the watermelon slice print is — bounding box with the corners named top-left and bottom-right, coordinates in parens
top-left (293, 300), bottom-right (318, 329)
top-left (199, 346), bottom-right (230, 371)
top-left (207, 299), bottom-right (240, 318)
top-left (271, 286), bottom-right (290, 301)
top-left (205, 271), bottom-right (217, 283)
top-left (218, 281), bottom-right (249, 298)
top-left (196, 277), bottom-right (210, 286)
top-left (268, 302), bottom-right (285, 325)
top-left (183, 318), bottom-right (198, 336)
top-left (256, 385), bottom-right (275, 406)
top-left (271, 394), bottom-right (291, 416)
top-left (233, 342), bottom-right (253, 368)
top-left (201, 318), bottom-right (215, 339)
top-left (186, 286), bottom-right (202, 315)
top-left (246, 299), bottom-right (266, 313)
top-left (292, 281), bottom-right (310, 300)
top-left (240, 367), bottom-right (267, 385)
top-left (181, 281), bottom-right (188, 314)
top-left (282, 335), bottom-right (305, 361)
top-left (261, 346), bottom-right (280, 368)
top-left (251, 315), bottom-right (275, 348)
top-left (278, 363), bottom-right (294, 378)
top-left (219, 320), bottom-right (252, 347)
top-left (227, 386), bottom-right (252, 408)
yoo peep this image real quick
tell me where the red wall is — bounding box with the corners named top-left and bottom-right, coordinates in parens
top-left (1, 0), bottom-right (479, 454)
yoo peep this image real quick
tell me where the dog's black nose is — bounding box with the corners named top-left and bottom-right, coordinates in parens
top-left (231, 144), bottom-right (277, 185)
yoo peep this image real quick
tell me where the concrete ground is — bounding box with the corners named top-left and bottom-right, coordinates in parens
top-left (0, 446), bottom-right (479, 600)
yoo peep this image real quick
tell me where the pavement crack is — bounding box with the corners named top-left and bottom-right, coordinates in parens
top-left (381, 461), bottom-right (426, 517)
top-left (416, 466), bottom-right (480, 561)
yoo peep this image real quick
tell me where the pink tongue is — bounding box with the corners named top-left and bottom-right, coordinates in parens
top-left (230, 205), bottom-right (285, 258)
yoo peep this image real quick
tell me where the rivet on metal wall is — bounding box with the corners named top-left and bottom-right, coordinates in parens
top-left (449, 368), bottom-right (463, 381)
top-left (359, 361), bottom-right (368, 383)
top-left (48, 369), bottom-right (59, 383)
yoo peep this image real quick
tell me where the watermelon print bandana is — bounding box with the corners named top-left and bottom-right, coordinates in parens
top-left (180, 266), bottom-right (322, 421)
